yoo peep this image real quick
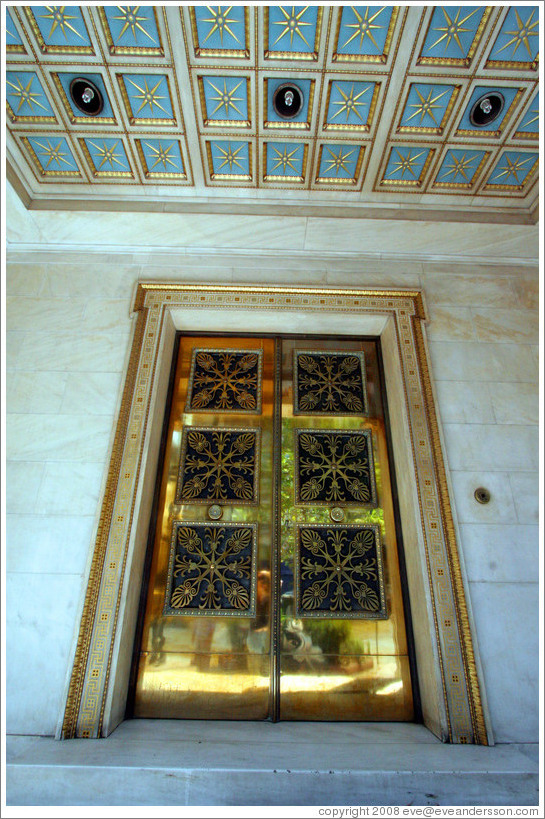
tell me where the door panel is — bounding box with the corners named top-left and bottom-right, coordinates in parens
top-left (132, 334), bottom-right (414, 722)
top-left (133, 336), bottom-right (275, 719)
top-left (278, 339), bottom-right (413, 721)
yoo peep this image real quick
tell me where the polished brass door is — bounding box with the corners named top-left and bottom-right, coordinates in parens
top-left (131, 335), bottom-right (414, 722)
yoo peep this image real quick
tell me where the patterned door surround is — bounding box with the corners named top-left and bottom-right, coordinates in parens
top-left (61, 283), bottom-right (489, 745)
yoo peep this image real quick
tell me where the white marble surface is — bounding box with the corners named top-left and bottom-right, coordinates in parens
top-left (6, 573), bottom-right (85, 735)
top-left (6, 722), bottom-right (539, 807)
top-left (442, 424), bottom-right (538, 472)
top-left (5, 182), bottom-right (539, 263)
top-left (427, 341), bottom-right (537, 383)
top-left (467, 582), bottom-right (539, 744)
top-left (459, 524), bottom-right (538, 584)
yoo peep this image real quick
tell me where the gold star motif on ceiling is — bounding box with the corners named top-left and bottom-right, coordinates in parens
top-left (342, 6), bottom-right (385, 51)
top-left (492, 155), bottom-right (534, 184)
top-left (521, 104), bottom-right (539, 129)
top-left (440, 152), bottom-right (477, 182)
top-left (7, 76), bottom-right (49, 113)
top-left (39, 6), bottom-right (84, 40)
top-left (272, 6), bottom-right (312, 48)
top-left (145, 142), bottom-right (178, 171)
top-left (330, 83), bottom-right (370, 122)
top-left (215, 143), bottom-right (245, 172)
top-left (127, 77), bottom-right (169, 116)
top-left (323, 146), bottom-right (356, 175)
top-left (387, 148), bottom-right (426, 179)
top-left (6, 20), bottom-right (18, 41)
top-left (207, 78), bottom-right (244, 117)
top-left (270, 146), bottom-right (300, 174)
top-left (496, 8), bottom-right (538, 59)
top-left (405, 87), bottom-right (449, 126)
top-left (33, 138), bottom-right (74, 169)
top-left (429, 7), bottom-right (479, 54)
top-left (202, 6), bottom-right (240, 45)
top-left (112, 6), bottom-right (157, 43)
top-left (88, 140), bottom-right (126, 170)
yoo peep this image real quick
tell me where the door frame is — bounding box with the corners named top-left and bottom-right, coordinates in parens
top-left (58, 282), bottom-right (491, 744)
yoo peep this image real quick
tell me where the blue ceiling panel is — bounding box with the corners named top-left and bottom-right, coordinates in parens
top-left (384, 146), bottom-right (431, 182)
top-left (420, 6), bottom-right (486, 60)
top-left (400, 83), bottom-right (456, 129)
top-left (194, 6), bottom-right (246, 51)
top-left (30, 5), bottom-right (91, 48)
top-left (266, 142), bottom-right (305, 177)
top-left (83, 138), bottom-right (132, 173)
top-left (435, 149), bottom-right (487, 185)
top-left (203, 76), bottom-right (248, 122)
top-left (103, 6), bottom-right (160, 49)
top-left (318, 143), bottom-right (361, 179)
top-left (326, 80), bottom-right (375, 127)
top-left (488, 6), bottom-right (539, 63)
top-left (210, 140), bottom-right (250, 176)
top-left (27, 135), bottom-right (79, 173)
top-left (517, 93), bottom-right (539, 134)
top-left (336, 6), bottom-right (394, 57)
top-left (6, 71), bottom-right (55, 118)
top-left (122, 73), bottom-right (173, 120)
top-left (267, 6), bottom-right (319, 54)
top-left (6, 9), bottom-right (24, 46)
top-left (488, 150), bottom-right (538, 186)
top-left (140, 139), bottom-right (185, 174)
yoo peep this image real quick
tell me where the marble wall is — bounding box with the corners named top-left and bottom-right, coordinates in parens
top-left (5, 243), bottom-right (538, 745)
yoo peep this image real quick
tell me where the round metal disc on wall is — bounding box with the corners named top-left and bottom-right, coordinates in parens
top-left (69, 77), bottom-right (104, 116)
top-left (474, 487), bottom-right (491, 505)
top-left (272, 83), bottom-right (304, 119)
top-left (469, 92), bottom-right (504, 127)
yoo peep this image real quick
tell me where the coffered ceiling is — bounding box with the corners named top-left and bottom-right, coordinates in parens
top-left (5, 4), bottom-right (540, 221)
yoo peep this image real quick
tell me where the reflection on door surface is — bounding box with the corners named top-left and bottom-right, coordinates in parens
top-left (131, 334), bottom-right (415, 722)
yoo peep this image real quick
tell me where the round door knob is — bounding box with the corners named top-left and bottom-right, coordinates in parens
top-left (330, 506), bottom-right (345, 522)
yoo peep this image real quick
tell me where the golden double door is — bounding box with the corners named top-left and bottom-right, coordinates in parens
top-left (130, 334), bottom-right (415, 722)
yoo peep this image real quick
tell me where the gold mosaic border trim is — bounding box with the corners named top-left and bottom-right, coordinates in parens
top-left (61, 307), bottom-right (148, 738)
top-left (411, 316), bottom-right (488, 746)
top-left (61, 284), bottom-right (487, 745)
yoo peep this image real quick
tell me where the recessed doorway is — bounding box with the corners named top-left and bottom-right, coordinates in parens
top-left (128, 333), bottom-right (417, 723)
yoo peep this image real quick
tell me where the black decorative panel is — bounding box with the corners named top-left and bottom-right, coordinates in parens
top-left (294, 429), bottom-right (377, 506)
top-left (186, 348), bottom-right (263, 413)
top-left (295, 524), bottom-right (387, 619)
top-left (293, 350), bottom-right (367, 415)
top-left (176, 426), bottom-right (260, 504)
top-left (164, 521), bottom-right (257, 616)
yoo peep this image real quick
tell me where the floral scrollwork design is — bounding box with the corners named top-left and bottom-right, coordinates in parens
top-left (295, 429), bottom-right (376, 505)
top-left (294, 351), bottom-right (367, 415)
top-left (187, 349), bottom-right (262, 413)
top-left (177, 427), bottom-right (259, 504)
top-left (296, 525), bottom-right (386, 618)
top-left (165, 523), bottom-right (256, 616)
